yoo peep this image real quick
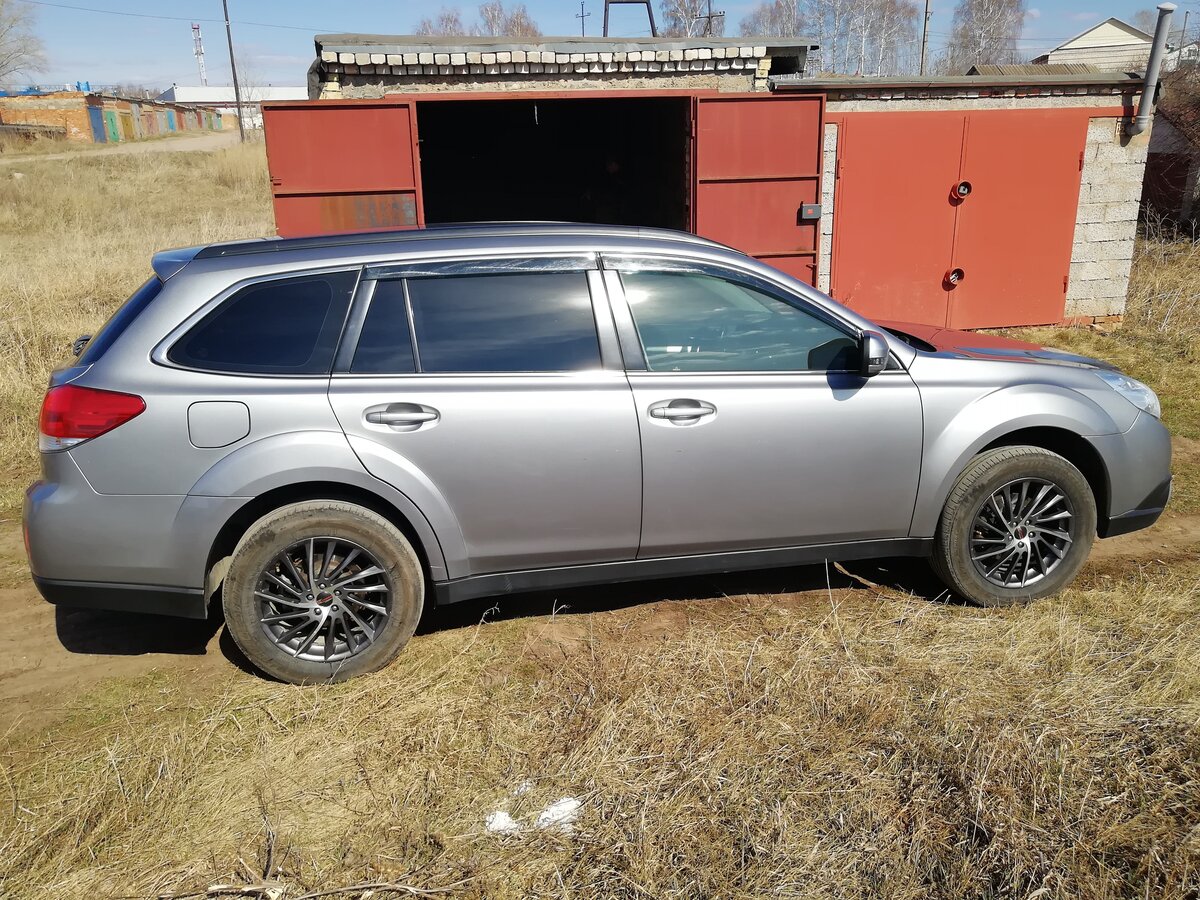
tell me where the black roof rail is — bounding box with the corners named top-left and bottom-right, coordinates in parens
top-left (191, 222), bottom-right (715, 260)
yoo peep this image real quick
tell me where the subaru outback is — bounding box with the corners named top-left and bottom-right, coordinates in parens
top-left (25, 224), bottom-right (1172, 683)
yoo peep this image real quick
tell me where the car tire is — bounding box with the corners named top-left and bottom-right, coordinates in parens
top-left (222, 500), bottom-right (424, 684)
top-left (931, 446), bottom-right (1096, 607)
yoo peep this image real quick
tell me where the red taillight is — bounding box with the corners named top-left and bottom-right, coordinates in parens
top-left (39, 384), bottom-right (145, 449)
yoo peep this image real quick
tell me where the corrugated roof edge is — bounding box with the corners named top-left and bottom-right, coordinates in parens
top-left (189, 223), bottom-right (725, 260)
top-left (770, 72), bottom-right (1142, 89)
top-left (316, 34), bottom-right (818, 52)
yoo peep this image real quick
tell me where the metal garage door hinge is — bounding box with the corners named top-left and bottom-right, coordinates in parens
top-left (1079, 151), bottom-right (1085, 171)
top-left (1064, 275), bottom-right (1069, 292)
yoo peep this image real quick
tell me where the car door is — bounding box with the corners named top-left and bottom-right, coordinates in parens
top-left (602, 255), bottom-right (923, 558)
top-left (328, 256), bottom-right (642, 577)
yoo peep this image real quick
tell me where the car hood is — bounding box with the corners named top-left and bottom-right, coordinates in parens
top-left (876, 320), bottom-right (1118, 371)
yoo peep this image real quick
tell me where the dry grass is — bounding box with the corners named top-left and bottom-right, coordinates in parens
top-left (0, 143), bottom-right (273, 512)
top-left (1, 148), bottom-right (1199, 898)
top-left (2, 560), bottom-right (1198, 898)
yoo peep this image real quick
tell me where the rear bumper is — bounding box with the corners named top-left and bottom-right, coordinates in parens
top-left (32, 576), bottom-right (208, 619)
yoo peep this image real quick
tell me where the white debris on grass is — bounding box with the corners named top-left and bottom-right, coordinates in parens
top-left (484, 810), bottom-right (521, 834)
top-left (513, 778), bottom-right (534, 797)
top-left (483, 795), bottom-right (583, 835)
top-left (534, 797), bottom-right (582, 832)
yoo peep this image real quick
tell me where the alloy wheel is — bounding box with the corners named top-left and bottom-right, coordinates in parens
top-left (254, 537), bottom-right (391, 662)
top-left (969, 478), bottom-right (1075, 589)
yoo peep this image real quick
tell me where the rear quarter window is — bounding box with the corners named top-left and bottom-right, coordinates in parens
top-left (168, 271), bottom-right (357, 375)
top-left (77, 277), bottom-right (163, 365)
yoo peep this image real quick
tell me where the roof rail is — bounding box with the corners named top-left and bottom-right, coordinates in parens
top-left (191, 222), bottom-right (717, 260)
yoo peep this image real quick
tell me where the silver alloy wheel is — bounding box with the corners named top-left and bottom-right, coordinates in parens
top-left (254, 536), bottom-right (391, 662)
top-left (969, 478), bottom-right (1075, 589)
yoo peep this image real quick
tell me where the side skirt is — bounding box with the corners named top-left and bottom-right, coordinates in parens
top-left (433, 538), bottom-right (933, 606)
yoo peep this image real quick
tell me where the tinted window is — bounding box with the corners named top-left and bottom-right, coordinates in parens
top-left (169, 271), bottom-right (356, 375)
top-left (619, 270), bottom-right (856, 373)
top-left (351, 280), bottom-right (417, 374)
top-left (78, 277), bottom-right (163, 365)
top-left (407, 272), bottom-right (601, 373)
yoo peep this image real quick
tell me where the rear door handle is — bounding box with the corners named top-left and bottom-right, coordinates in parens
top-left (364, 403), bottom-right (440, 429)
top-left (649, 399), bottom-right (716, 422)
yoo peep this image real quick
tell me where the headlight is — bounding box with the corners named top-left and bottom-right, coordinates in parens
top-left (1096, 371), bottom-right (1161, 418)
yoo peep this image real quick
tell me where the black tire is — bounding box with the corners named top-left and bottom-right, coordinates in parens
top-left (931, 446), bottom-right (1096, 607)
top-left (222, 500), bottom-right (424, 683)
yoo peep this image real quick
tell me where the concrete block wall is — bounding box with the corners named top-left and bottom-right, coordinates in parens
top-left (318, 45), bottom-right (774, 98)
top-left (1064, 117), bottom-right (1149, 319)
top-left (818, 123), bottom-right (837, 293)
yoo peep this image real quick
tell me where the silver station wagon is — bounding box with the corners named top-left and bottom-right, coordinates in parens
top-left (25, 224), bottom-right (1171, 683)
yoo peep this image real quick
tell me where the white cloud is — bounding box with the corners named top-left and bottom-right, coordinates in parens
top-left (1027, 8), bottom-right (1042, 19)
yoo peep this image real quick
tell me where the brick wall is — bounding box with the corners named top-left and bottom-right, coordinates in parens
top-left (0, 93), bottom-right (92, 142)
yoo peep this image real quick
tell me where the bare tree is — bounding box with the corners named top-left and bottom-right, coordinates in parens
top-left (742, 0), bottom-right (918, 74)
top-left (1133, 8), bottom-right (1158, 34)
top-left (942, 0), bottom-right (1026, 72)
top-left (661, 0), bottom-right (726, 37)
top-left (477, 2), bottom-right (542, 37)
top-left (0, 0), bottom-right (44, 82)
top-left (415, 8), bottom-right (469, 36)
top-left (741, 0), bottom-right (802, 37)
top-left (416, 4), bottom-right (541, 37)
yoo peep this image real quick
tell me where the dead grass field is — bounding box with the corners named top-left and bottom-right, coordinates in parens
top-left (0, 146), bottom-right (1198, 900)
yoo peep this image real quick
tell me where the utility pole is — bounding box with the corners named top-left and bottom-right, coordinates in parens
top-left (576, 1), bottom-right (591, 36)
top-left (694, 0), bottom-right (725, 36)
top-left (222, 0), bottom-right (245, 143)
top-left (192, 23), bottom-right (208, 86)
top-left (919, 0), bottom-right (932, 75)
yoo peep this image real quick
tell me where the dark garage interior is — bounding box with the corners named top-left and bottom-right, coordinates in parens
top-left (416, 97), bottom-right (691, 230)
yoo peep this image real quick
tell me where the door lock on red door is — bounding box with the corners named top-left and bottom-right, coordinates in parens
top-left (949, 180), bottom-right (972, 202)
top-left (944, 267), bottom-right (965, 288)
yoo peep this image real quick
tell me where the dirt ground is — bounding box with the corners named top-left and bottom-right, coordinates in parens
top-left (2, 436), bottom-right (1196, 736)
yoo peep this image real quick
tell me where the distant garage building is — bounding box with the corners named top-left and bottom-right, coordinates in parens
top-left (260, 34), bottom-right (1153, 329)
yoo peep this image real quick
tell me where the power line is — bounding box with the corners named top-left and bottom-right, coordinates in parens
top-left (23, 0), bottom-right (330, 32)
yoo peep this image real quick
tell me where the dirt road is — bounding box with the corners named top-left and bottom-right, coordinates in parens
top-left (0, 130), bottom-right (241, 166)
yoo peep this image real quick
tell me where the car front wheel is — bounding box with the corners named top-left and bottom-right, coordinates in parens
top-left (931, 446), bottom-right (1096, 607)
top-left (222, 500), bottom-right (425, 683)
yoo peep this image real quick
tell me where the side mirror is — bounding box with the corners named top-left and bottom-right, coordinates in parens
top-left (72, 334), bottom-right (92, 358)
top-left (859, 330), bottom-right (889, 377)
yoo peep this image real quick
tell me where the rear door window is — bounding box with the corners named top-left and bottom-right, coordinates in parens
top-left (399, 272), bottom-right (602, 374)
top-left (169, 271), bottom-right (357, 375)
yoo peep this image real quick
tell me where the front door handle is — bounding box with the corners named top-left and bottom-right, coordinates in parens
top-left (649, 399), bottom-right (717, 423)
top-left (364, 402), bottom-right (440, 429)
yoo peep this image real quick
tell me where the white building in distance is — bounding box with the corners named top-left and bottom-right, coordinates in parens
top-left (1032, 18), bottom-right (1153, 71)
top-left (156, 84), bottom-right (307, 129)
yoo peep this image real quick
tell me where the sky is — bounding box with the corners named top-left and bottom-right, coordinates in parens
top-left (17, 0), bottom-right (1188, 90)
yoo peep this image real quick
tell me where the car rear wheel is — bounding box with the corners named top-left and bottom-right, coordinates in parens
top-left (931, 446), bottom-right (1096, 607)
top-left (222, 501), bottom-right (424, 683)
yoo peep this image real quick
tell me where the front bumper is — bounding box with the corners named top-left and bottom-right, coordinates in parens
top-left (1090, 411), bottom-right (1173, 539)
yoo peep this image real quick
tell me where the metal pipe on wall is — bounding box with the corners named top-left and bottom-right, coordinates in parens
top-left (1128, 2), bottom-right (1176, 136)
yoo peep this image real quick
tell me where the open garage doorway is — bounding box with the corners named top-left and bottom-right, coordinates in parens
top-left (416, 96), bottom-right (692, 230)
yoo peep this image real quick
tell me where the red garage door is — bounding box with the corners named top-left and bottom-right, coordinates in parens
top-left (832, 109), bottom-right (1088, 328)
top-left (694, 95), bottom-right (824, 285)
top-left (263, 100), bottom-right (424, 237)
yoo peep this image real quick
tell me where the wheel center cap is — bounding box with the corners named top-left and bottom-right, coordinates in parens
top-left (1014, 526), bottom-right (1027, 539)
top-left (316, 592), bottom-right (335, 606)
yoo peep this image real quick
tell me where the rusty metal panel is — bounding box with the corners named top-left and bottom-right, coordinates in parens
top-left (263, 101), bottom-right (424, 237)
top-left (694, 95), bottom-right (823, 285)
top-left (831, 112), bottom-right (965, 326)
top-left (946, 110), bottom-right (1087, 329)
